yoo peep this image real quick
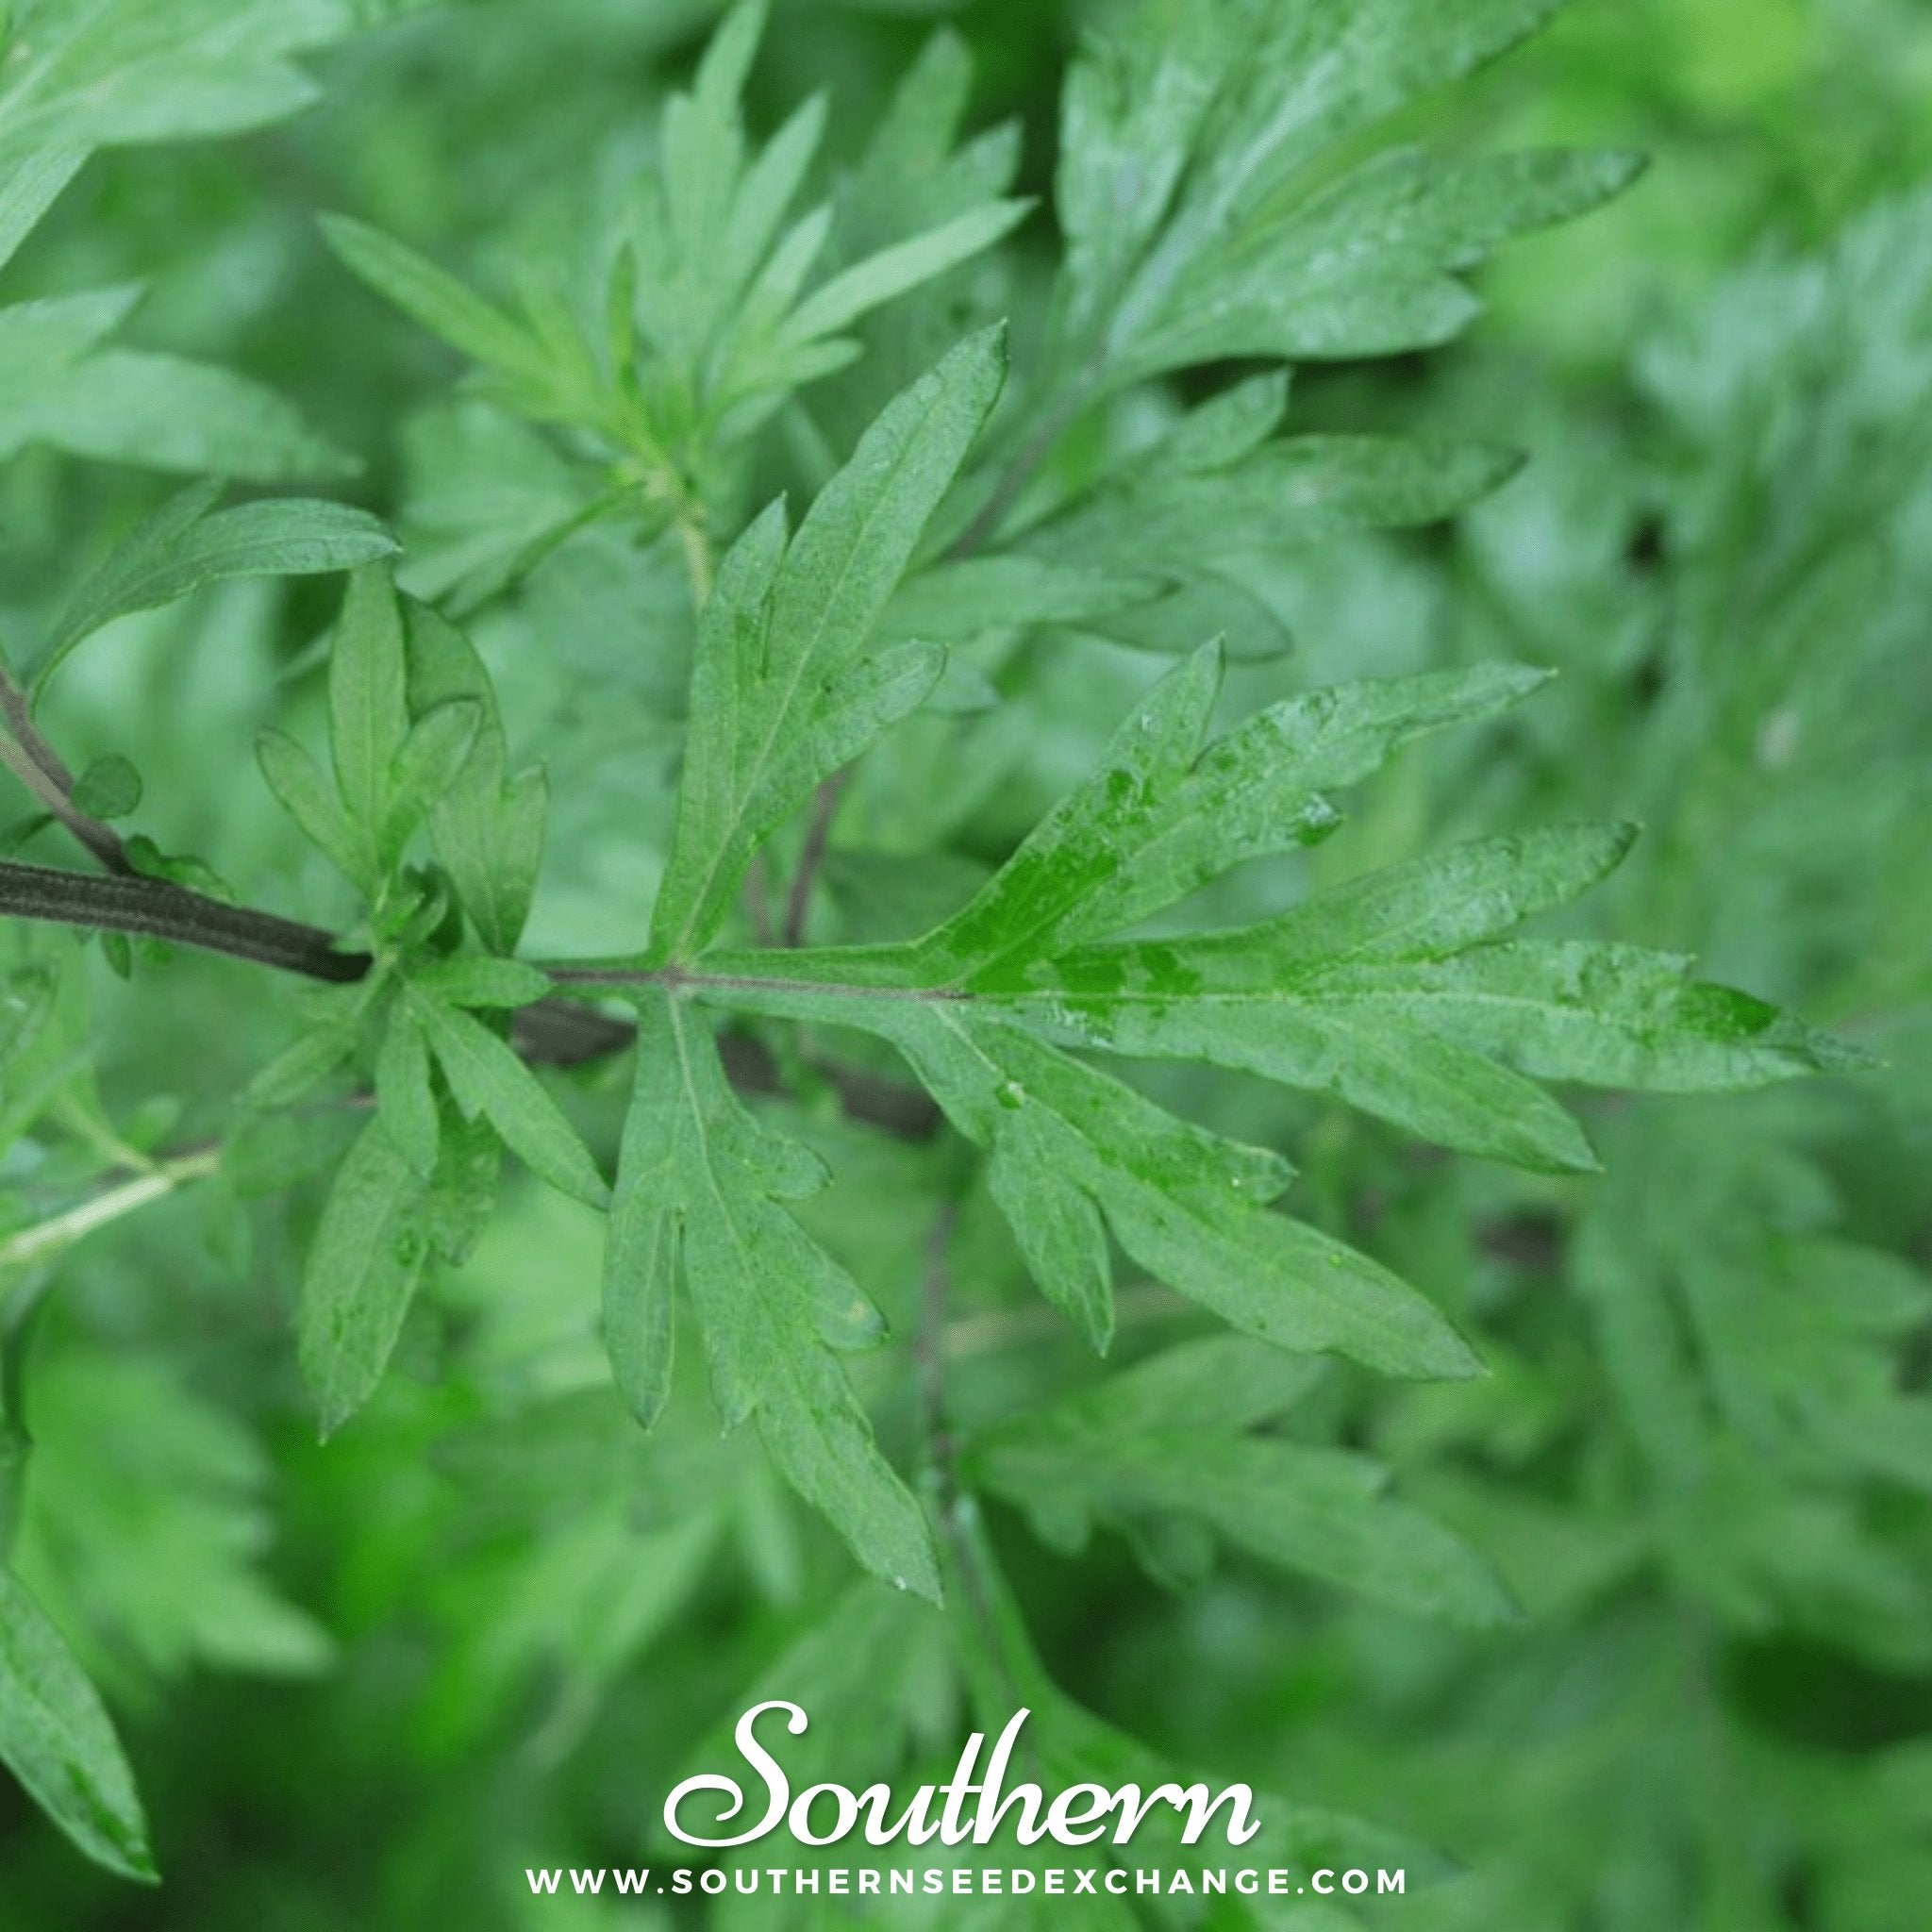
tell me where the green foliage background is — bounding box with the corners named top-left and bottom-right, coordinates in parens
top-left (1, 1), bottom-right (1929, 1926)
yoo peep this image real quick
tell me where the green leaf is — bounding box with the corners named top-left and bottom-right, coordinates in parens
top-left (1368, 940), bottom-right (1873, 1090)
top-left (299, 1115), bottom-right (434, 1439)
top-left (1052, 0), bottom-right (1574, 377)
top-left (987, 1102), bottom-right (1114, 1350)
top-left (0, 282), bottom-right (138, 369)
top-left (1162, 369), bottom-right (1291, 469)
top-left (375, 1006), bottom-right (440, 1179)
top-left (605, 993), bottom-right (937, 1597)
top-left (68, 756), bottom-right (142, 823)
top-left (882, 555), bottom-right (1167, 643)
top-left (964, 825), bottom-right (1636, 1174)
top-left (1122, 146), bottom-right (1645, 378)
top-left (35, 491), bottom-right (397, 695)
top-left (321, 215), bottom-right (553, 389)
top-left (0, 1), bottom-right (348, 170)
top-left (782, 198), bottom-right (1031, 344)
top-left (408, 994), bottom-right (608, 1208)
top-left (980, 830), bottom-right (1858, 1166)
top-left (0, 148), bottom-right (87, 276)
top-left (975, 1337), bottom-right (1517, 1624)
top-left (658, 947), bottom-right (1479, 1376)
top-left (327, 566), bottom-right (411, 872)
top-left (403, 598), bottom-right (548, 954)
top-left (611, 624), bottom-right (1846, 1369)
top-left (378, 699), bottom-right (483, 872)
top-left (257, 729), bottom-right (360, 881)
top-left (404, 957), bottom-right (553, 1009)
top-left (0, 1569), bottom-right (156, 1883)
top-left (650, 325), bottom-right (1008, 957)
top-left (922, 649), bottom-right (1552, 977)
top-left (0, 348), bottom-right (354, 481)
top-left (244, 1003), bottom-right (363, 1108)
top-left (866, 1004), bottom-right (1480, 1378)
top-left (1022, 435), bottom-right (1524, 579)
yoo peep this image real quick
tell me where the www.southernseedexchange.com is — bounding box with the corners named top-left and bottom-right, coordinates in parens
top-left (524, 1864), bottom-right (1408, 1902)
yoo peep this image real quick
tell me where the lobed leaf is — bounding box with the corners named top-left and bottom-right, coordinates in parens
top-left (605, 994), bottom-right (938, 1597)
top-left (409, 994), bottom-right (608, 1208)
top-left (922, 648), bottom-right (1552, 978)
top-left (976, 1338), bottom-right (1516, 1623)
top-left (1021, 435), bottom-right (1525, 578)
top-left (298, 1115), bottom-right (434, 1440)
top-left (650, 326), bottom-right (1007, 958)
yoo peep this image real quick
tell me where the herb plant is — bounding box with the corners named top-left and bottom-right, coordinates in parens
top-left (0, 2), bottom-right (1925, 1927)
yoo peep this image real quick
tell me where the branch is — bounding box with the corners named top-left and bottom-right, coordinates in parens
top-left (0, 858), bottom-right (367, 980)
top-left (0, 1150), bottom-right (220, 1276)
top-left (0, 859), bottom-right (939, 1132)
top-left (0, 858), bottom-right (607, 1066)
top-left (0, 664), bottom-right (131, 874)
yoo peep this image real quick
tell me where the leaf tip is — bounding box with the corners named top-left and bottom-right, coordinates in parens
top-left (1603, 820), bottom-right (1643, 869)
top-left (110, 1840), bottom-right (162, 1887)
top-left (893, 1541), bottom-right (944, 1606)
top-left (1599, 148), bottom-right (1653, 194)
top-left (1426, 1327), bottom-right (1490, 1383)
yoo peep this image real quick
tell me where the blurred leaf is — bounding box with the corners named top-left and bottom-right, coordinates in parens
top-left (976, 1337), bottom-right (1517, 1622)
top-left (0, 1570), bottom-right (154, 1883)
top-left (0, 0), bottom-right (351, 168)
top-left (0, 346), bottom-right (355, 481)
top-left (66, 756), bottom-right (141, 823)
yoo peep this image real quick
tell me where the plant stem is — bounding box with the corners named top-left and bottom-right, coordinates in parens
top-left (914, 1200), bottom-right (1035, 1730)
top-left (547, 960), bottom-right (963, 1002)
top-left (917, 1200), bottom-right (960, 1488)
top-left (0, 662), bottom-right (130, 874)
top-left (0, 1145), bottom-right (222, 1557)
top-left (783, 770), bottom-right (849, 948)
top-left (676, 510), bottom-right (715, 608)
top-left (0, 859), bottom-right (937, 1128)
top-left (0, 857), bottom-right (368, 980)
top-left (743, 854), bottom-right (776, 949)
top-left (0, 1150), bottom-right (221, 1277)
top-left (0, 856), bottom-right (632, 1071)
top-left (947, 387), bottom-right (1086, 562)
top-left (942, 1282), bottom-right (1191, 1360)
